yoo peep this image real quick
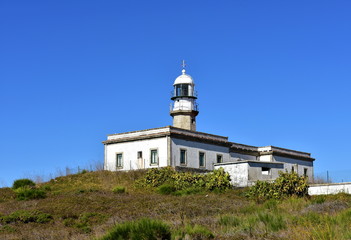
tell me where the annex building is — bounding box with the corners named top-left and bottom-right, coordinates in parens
top-left (103, 65), bottom-right (315, 187)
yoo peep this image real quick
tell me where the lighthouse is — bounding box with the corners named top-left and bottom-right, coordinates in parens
top-left (170, 61), bottom-right (199, 131)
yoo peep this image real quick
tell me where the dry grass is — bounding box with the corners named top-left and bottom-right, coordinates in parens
top-left (0, 170), bottom-right (351, 240)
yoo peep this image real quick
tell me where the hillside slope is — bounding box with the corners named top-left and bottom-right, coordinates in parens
top-left (0, 170), bottom-right (351, 240)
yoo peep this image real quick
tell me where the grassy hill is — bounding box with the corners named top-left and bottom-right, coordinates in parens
top-left (0, 170), bottom-right (351, 240)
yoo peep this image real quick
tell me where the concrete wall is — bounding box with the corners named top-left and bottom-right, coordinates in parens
top-left (104, 137), bottom-right (168, 171)
top-left (274, 156), bottom-right (313, 179)
top-left (214, 161), bottom-right (284, 187)
top-left (214, 163), bottom-right (249, 187)
top-left (309, 183), bottom-right (351, 195)
top-left (171, 138), bottom-right (230, 170)
top-left (230, 152), bottom-right (256, 161)
top-left (247, 162), bottom-right (284, 182)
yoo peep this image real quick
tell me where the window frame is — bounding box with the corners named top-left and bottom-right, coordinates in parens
top-left (199, 152), bottom-right (206, 168)
top-left (150, 149), bottom-right (158, 165)
top-left (116, 152), bottom-right (123, 169)
top-left (180, 149), bottom-right (187, 166)
top-left (137, 151), bottom-right (142, 159)
top-left (216, 154), bottom-right (223, 164)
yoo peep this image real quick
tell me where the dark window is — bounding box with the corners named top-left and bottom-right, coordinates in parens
top-left (150, 150), bottom-right (158, 164)
top-left (181, 84), bottom-right (189, 96)
top-left (175, 84), bottom-right (190, 96)
top-left (116, 153), bottom-right (123, 168)
top-left (137, 151), bottom-right (142, 159)
top-left (217, 154), bottom-right (223, 163)
top-left (199, 152), bottom-right (205, 167)
top-left (180, 149), bottom-right (187, 165)
top-left (291, 166), bottom-right (295, 173)
top-left (304, 168), bottom-right (308, 177)
top-left (262, 167), bottom-right (270, 175)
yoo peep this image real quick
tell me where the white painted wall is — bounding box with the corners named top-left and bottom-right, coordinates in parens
top-left (259, 155), bottom-right (272, 162)
top-left (104, 137), bottom-right (168, 171)
top-left (171, 138), bottom-right (230, 170)
top-left (173, 98), bottom-right (196, 111)
top-left (309, 183), bottom-right (351, 195)
top-left (214, 163), bottom-right (249, 187)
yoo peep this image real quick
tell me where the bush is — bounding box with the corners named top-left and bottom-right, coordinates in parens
top-left (100, 218), bottom-right (171, 240)
top-left (204, 168), bottom-right (231, 192)
top-left (157, 184), bottom-right (177, 195)
top-left (136, 167), bottom-right (232, 193)
top-left (12, 179), bottom-right (35, 190)
top-left (246, 172), bottom-right (308, 202)
top-left (0, 210), bottom-right (52, 224)
top-left (15, 187), bottom-right (46, 201)
top-left (112, 186), bottom-right (126, 194)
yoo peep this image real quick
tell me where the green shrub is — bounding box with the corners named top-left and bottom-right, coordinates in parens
top-left (100, 218), bottom-right (171, 240)
top-left (157, 184), bottom-right (176, 195)
top-left (112, 186), bottom-right (126, 194)
top-left (0, 210), bottom-right (52, 224)
top-left (204, 168), bottom-right (231, 192)
top-left (136, 167), bottom-right (175, 188)
top-left (15, 187), bottom-right (46, 201)
top-left (246, 172), bottom-right (308, 202)
top-left (12, 179), bottom-right (35, 190)
top-left (136, 167), bottom-right (232, 194)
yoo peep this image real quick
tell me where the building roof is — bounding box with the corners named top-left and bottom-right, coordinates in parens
top-left (173, 69), bottom-right (194, 85)
top-left (103, 126), bottom-right (314, 162)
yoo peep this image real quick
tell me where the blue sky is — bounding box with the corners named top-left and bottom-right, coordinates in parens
top-left (0, 1), bottom-right (350, 186)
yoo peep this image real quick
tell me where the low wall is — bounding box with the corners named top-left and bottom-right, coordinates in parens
top-left (309, 182), bottom-right (351, 195)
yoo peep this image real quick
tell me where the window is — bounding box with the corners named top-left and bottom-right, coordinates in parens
top-left (262, 167), bottom-right (271, 175)
top-left (199, 152), bottom-right (205, 167)
top-left (175, 84), bottom-right (189, 96)
top-left (180, 149), bottom-right (187, 165)
top-left (304, 168), bottom-right (308, 177)
top-left (137, 151), bottom-right (142, 159)
top-left (150, 149), bottom-right (158, 165)
top-left (291, 166), bottom-right (295, 173)
top-left (116, 153), bottom-right (123, 168)
top-left (217, 154), bottom-right (223, 163)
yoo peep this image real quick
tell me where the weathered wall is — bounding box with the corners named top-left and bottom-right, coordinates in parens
top-left (171, 138), bottom-right (229, 170)
top-left (273, 156), bottom-right (314, 179)
top-left (247, 162), bottom-right (284, 181)
top-left (309, 183), bottom-right (351, 195)
top-left (104, 137), bottom-right (168, 171)
top-left (214, 163), bottom-right (249, 187)
top-left (172, 114), bottom-right (194, 131)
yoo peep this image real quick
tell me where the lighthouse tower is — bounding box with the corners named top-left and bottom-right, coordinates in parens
top-left (170, 61), bottom-right (199, 131)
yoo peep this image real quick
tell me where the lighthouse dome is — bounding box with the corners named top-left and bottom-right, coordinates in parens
top-left (173, 69), bottom-right (194, 85)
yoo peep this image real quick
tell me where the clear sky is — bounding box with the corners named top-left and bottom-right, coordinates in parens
top-left (1, 1), bottom-right (350, 186)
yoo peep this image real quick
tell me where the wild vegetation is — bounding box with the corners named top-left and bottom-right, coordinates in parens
top-left (246, 172), bottom-right (309, 202)
top-left (0, 168), bottom-right (350, 239)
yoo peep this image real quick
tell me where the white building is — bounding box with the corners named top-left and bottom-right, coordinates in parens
top-left (103, 65), bottom-right (315, 187)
